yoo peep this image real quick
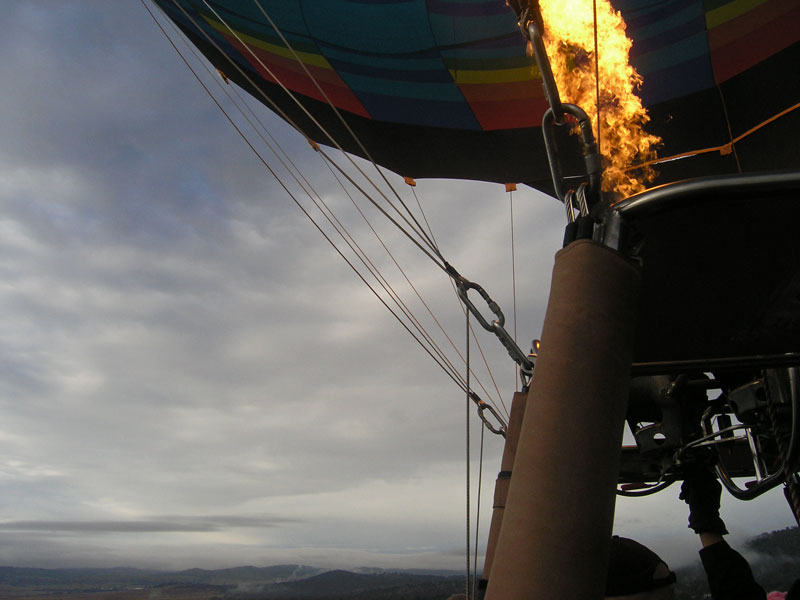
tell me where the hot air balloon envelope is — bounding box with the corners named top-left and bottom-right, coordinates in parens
top-left (153, 0), bottom-right (800, 194)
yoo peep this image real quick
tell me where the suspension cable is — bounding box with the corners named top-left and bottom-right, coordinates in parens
top-left (157, 8), bottom-right (445, 351)
top-left (148, 0), bottom-right (515, 415)
top-left (316, 148), bottom-right (447, 270)
top-left (193, 0), bottom-right (442, 258)
top-left (410, 185), bottom-right (442, 256)
top-left (143, 0), bottom-right (475, 394)
top-left (472, 421), bottom-right (485, 600)
top-left (449, 278), bottom-right (509, 418)
top-left (165, 0), bottom-right (440, 264)
top-left (509, 188), bottom-right (519, 391)
top-left (320, 159), bottom-right (503, 408)
top-left (465, 308), bottom-right (472, 600)
top-left (318, 156), bottom-right (497, 399)
top-left (409, 185), bottom-right (507, 413)
top-left (249, 0), bottom-right (441, 256)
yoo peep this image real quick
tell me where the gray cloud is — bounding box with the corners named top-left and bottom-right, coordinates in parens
top-left (0, 0), bottom-right (795, 573)
top-left (0, 515), bottom-right (297, 533)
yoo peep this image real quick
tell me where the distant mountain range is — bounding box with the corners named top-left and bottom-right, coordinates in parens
top-left (0, 563), bottom-right (465, 599)
top-left (0, 564), bottom-right (324, 588)
top-left (1, 527), bottom-right (797, 599)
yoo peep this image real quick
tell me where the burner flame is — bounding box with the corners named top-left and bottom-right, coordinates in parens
top-left (537, 0), bottom-right (661, 198)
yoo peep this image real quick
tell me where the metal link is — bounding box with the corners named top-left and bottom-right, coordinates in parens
top-left (452, 274), bottom-right (534, 379)
top-left (456, 278), bottom-right (505, 333)
top-left (470, 391), bottom-right (507, 437)
top-left (494, 325), bottom-right (534, 380)
top-left (542, 105), bottom-right (603, 207)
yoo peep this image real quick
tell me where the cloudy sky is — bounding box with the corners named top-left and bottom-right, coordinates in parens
top-left (0, 1), bottom-right (795, 573)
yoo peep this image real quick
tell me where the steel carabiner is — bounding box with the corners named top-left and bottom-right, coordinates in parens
top-left (470, 391), bottom-right (508, 437)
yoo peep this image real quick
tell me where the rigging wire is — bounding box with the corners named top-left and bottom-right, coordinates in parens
top-left (624, 102), bottom-right (800, 174)
top-left (316, 148), bottom-right (446, 270)
top-left (193, 0), bottom-right (443, 259)
top-left (451, 285), bottom-right (509, 418)
top-left (407, 184), bottom-right (508, 414)
top-left (472, 421), bottom-right (485, 600)
top-left (317, 154), bottom-right (504, 402)
top-left (465, 308), bottom-right (472, 600)
top-left (717, 88), bottom-right (743, 173)
top-left (156, 8), bottom-right (431, 336)
top-left (146, 0), bottom-right (515, 414)
top-left (509, 189), bottom-right (519, 391)
top-left (407, 183), bottom-right (507, 414)
top-left (316, 134), bottom-right (507, 409)
top-left (412, 183), bottom-right (509, 415)
top-left (320, 158), bottom-right (504, 407)
top-left (251, 0), bottom-right (509, 411)
top-left (150, 9), bottom-right (514, 579)
top-left (410, 185), bottom-right (442, 256)
top-left (143, 0), bottom-right (482, 395)
top-left (164, 0), bottom-right (440, 268)
top-left (249, 0), bottom-right (441, 256)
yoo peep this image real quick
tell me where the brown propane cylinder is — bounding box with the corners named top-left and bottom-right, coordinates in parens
top-left (485, 239), bottom-right (640, 600)
top-left (480, 390), bottom-right (528, 588)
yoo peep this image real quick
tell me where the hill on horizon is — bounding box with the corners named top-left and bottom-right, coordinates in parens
top-left (0, 527), bottom-right (797, 599)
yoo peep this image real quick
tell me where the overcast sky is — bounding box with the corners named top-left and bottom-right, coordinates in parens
top-left (0, 1), bottom-right (795, 573)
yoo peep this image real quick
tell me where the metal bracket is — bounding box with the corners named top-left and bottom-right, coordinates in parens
top-left (519, 4), bottom-right (604, 214)
top-left (542, 105), bottom-right (603, 207)
top-left (524, 10), bottom-right (565, 126)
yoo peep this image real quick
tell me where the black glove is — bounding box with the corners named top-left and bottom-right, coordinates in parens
top-left (679, 462), bottom-right (728, 536)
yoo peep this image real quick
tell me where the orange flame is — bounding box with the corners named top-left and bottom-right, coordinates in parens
top-left (537, 0), bottom-right (660, 198)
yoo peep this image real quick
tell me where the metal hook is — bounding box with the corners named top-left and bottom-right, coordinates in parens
top-left (470, 391), bottom-right (508, 437)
